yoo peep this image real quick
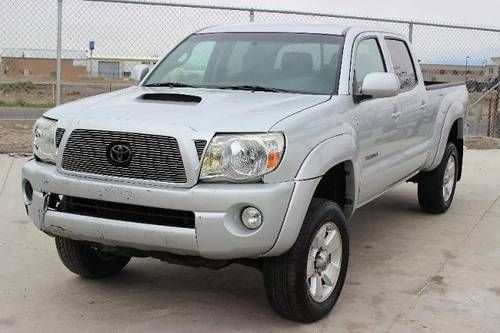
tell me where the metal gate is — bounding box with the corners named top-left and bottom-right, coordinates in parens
top-left (98, 61), bottom-right (120, 80)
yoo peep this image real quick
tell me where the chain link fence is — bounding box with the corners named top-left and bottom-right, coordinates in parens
top-left (1, 0), bottom-right (500, 137)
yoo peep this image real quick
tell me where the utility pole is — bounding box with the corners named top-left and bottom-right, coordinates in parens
top-left (495, 85), bottom-right (500, 138)
top-left (408, 22), bottom-right (414, 43)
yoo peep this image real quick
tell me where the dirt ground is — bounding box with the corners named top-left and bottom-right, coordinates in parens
top-left (0, 81), bottom-right (132, 106)
top-left (465, 135), bottom-right (500, 149)
top-left (0, 121), bottom-right (33, 154)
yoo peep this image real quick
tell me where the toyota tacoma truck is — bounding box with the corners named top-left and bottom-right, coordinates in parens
top-left (22, 24), bottom-right (468, 322)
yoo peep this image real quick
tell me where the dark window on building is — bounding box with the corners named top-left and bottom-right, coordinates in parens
top-left (385, 38), bottom-right (418, 91)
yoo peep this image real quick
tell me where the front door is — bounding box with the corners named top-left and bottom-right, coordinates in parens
top-left (352, 36), bottom-right (403, 205)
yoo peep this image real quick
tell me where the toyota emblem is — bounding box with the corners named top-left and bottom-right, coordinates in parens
top-left (107, 143), bottom-right (132, 167)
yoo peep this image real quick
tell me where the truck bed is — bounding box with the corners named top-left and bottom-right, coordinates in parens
top-left (425, 81), bottom-right (465, 91)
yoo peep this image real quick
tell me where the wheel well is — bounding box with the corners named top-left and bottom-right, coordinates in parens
top-left (448, 119), bottom-right (464, 181)
top-left (312, 161), bottom-right (355, 218)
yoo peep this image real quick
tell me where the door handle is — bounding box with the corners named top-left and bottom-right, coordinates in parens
top-left (420, 101), bottom-right (428, 110)
top-left (391, 111), bottom-right (401, 119)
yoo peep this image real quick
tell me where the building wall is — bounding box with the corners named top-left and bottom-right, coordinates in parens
top-left (2, 57), bottom-right (87, 81)
top-left (421, 64), bottom-right (499, 83)
top-left (88, 58), bottom-right (156, 80)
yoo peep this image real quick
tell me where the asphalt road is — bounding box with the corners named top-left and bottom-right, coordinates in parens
top-left (1, 150), bottom-right (500, 332)
top-left (0, 107), bottom-right (48, 120)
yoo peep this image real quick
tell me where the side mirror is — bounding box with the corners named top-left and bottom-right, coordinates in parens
top-left (131, 65), bottom-right (150, 83)
top-left (361, 72), bottom-right (400, 99)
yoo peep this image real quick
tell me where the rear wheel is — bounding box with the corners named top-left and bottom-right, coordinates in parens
top-left (55, 237), bottom-right (130, 279)
top-left (418, 142), bottom-right (458, 214)
top-left (263, 199), bottom-right (349, 323)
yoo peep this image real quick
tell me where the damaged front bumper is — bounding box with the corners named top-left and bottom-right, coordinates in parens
top-left (22, 159), bottom-right (305, 260)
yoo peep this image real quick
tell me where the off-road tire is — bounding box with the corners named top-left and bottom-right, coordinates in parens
top-left (55, 236), bottom-right (130, 279)
top-left (418, 142), bottom-right (458, 214)
top-left (263, 199), bottom-right (349, 323)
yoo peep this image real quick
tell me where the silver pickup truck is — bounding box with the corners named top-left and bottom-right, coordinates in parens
top-left (22, 24), bottom-right (468, 322)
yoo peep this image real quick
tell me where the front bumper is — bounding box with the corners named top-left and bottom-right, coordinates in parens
top-left (22, 159), bottom-right (314, 260)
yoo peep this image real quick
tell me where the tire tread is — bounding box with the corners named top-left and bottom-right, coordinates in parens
top-left (418, 143), bottom-right (458, 214)
top-left (55, 237), bottom-right (130, 279)
top-left (263, 199), bottom-right (348, 322)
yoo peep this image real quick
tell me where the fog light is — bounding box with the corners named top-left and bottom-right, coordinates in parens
top-left (241, 207), bottom-right (263, 230)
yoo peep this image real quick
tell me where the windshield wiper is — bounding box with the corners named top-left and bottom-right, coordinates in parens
top-left (143, 82), bottom-right (198, 88)
top-left (212, 85), bottom-right (292, 93)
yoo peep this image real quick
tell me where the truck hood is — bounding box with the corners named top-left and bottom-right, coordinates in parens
top-left (46, 86), bottom-right (330, 135)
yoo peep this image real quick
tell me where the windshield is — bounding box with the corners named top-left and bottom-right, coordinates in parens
top-left (144, 32), bottom-right (344, 95)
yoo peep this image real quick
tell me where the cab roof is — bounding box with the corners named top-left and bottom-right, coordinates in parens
top-left (198, 23), bottom-right (350, 36)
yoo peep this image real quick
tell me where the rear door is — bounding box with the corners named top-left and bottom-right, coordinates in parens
top-left (383, 37), bottom-right (431, 174)
top-left (351, 34), bottom-right (403, 205)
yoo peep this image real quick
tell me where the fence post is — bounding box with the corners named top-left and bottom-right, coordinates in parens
top-left (249, 9), bottom-right (255, 22)
top-left (56, 0), bottom-right (63, 106)
top-left (475, 98), bottom-right (484, 135)
top-left (408, 22), bottom-right (414, 43)
top-left (491, 86), bottom-right (500, 138)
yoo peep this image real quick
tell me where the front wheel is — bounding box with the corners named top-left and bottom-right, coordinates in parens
top-left (55, 237), bottom-right (130, 279)
top-left (418, 142), bottom-right (459, 214)
top-left (263, 199), bottom-right (349, 323)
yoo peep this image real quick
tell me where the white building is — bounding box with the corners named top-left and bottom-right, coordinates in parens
top-left (87, 56), bottom-right (157, 80)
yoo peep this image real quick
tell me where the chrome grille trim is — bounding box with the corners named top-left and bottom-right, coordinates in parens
top-left (62, 129), bottom-right (187, 183)
top-left (194, 140), bottom-right (207, 160)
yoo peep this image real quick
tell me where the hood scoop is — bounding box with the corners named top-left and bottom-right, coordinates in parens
top-left (139, 93), bottom-right (202, 104)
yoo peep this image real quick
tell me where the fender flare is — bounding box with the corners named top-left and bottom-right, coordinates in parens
top-left (296, 134), bottom-right (359, 181)
top-left (264, 134), bottom-right (359, 257)
top-left (427, 102), bottom-right (465, 171)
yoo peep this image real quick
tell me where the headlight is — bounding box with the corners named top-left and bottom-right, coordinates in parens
top-left (200, 133), bottom-right (285, 182)
top-left (33, 117), bottom-right (58, 164)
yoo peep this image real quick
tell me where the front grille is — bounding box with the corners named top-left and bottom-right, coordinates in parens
top-left (194, 140), bottom-right (207, 160)
top-left (62, 129), bottom-right (187, 183)
top-left (49, 195), bottom-right (195, 229)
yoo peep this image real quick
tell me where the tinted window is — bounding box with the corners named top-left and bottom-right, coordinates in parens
top-left (354, 38), bottom-right (386, 93)
top-left (385, 39), bottom-right (418, 91)
top-left (145, 33), bottom-right (345, 95)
